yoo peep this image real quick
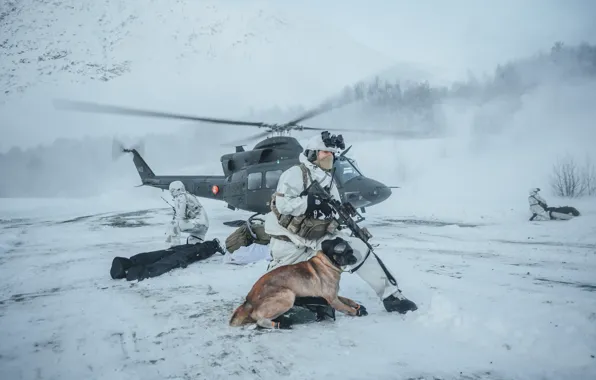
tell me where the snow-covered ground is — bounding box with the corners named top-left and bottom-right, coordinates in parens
top-left (1, 187), bottom-right (595, 380)
top-left (2, 1), bottom-right (596, 379)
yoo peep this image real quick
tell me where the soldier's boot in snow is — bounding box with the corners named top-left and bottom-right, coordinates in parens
top-left (314, 305), bottom-right (336, 322)
top-left (110, 257), bottom-right (133, 279)
top-left (212, 238), bottom-right (226, 255)
top-left (294, 296), bottom-right (336, 322)
top-left (383, 292), bottom-right (418, 314)
top-left (271, 315), bottom-right (293, 329)
top-left (199, 238), bottom-right (225, 256)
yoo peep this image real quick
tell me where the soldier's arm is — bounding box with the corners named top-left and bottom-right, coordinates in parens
top-left (536, 195), bottom-right (548, 208)
top-left (275, 167), bottom-right (309, 216)
top-left (174, 195), bottom-right (187, 220)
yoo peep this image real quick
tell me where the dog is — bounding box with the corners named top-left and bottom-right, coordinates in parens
top-left (229, 237), bottom-right (368, 329)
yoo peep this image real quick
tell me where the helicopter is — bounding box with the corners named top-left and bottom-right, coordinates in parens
top-left (54, 97), bottom-right (423, 215)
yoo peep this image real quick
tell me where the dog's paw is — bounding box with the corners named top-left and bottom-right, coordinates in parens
top-left (355, 304), bottom-right (368, 317)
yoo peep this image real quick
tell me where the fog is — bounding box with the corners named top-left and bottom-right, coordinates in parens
top-left (293, 0), bottom-right (596, 81)
top-left (1, 0), bottom-right (595, 199)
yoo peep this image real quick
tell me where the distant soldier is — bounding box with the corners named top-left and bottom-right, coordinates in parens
top-left (528, 188), bottom-right (550, 221)
top-left (165, 180), bottom-right (210, 246)
top-left (528, 188), bottom-right (580, 221)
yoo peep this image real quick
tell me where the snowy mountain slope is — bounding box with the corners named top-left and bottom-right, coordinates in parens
top-left (0, 0), bottom-right (393, 105)
top-left (0, 193), bottom-right (595, 380)
top-left (1, 0), bottom-right (397, 151)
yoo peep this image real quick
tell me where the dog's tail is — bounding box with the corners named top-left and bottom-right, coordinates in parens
top-left (229, 301), bottom-right (255, 327)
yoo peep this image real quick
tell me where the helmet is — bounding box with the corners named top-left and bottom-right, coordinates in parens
top-left (303, 131), bottom-right (345, 160)
top-left (529, 187), bottom-right (540, 195)
top-left (169, 181), bottom-right (186, 197)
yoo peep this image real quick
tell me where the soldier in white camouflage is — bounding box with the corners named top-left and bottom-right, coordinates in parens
top-left (166, 180), bottom-right (210, 246)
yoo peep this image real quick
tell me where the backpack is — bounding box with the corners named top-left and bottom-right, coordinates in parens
top-left (185, 193), bottom-right (205, 219)
top-left (225, 216), bottom-right (271, 253)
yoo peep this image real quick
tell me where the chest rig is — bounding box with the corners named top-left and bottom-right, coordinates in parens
top-left (270, 164), bottom-right (339, 241)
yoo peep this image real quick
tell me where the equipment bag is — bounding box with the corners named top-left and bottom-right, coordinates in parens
top-left (225, 216), bottom-right (271, 253)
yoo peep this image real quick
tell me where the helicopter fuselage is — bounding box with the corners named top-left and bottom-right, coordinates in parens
top-left (126, 136), bottom-right (393, 215)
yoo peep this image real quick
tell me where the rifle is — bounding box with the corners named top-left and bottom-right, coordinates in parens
top-left (161, 196), bottom-right (176, 220)
top-left (301, 179), bottom-right (397, 284)
top-left (302, 179), bottom-right (373, 250)
top-left (161, 196), bottom-right (181, 242)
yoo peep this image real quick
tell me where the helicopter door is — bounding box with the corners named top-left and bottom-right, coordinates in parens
top-left (246, 168), bottom-right (283, 213)
top-left (226, 171), bottom-right (246, 208)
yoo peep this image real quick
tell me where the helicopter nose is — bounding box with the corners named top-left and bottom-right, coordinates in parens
top-left (364, 181), bottom-right (392, 206)
top-left (341, 177), bottom-right (392, 208)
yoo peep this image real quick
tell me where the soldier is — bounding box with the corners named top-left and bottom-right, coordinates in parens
top-left (528, 187), bottom-right (578, 221)
top-left (528, 188), bottom-right (550, 221)
top-left (165, 180), bottom-right (210, 246)
top-left (264, 131), bottom-right (418, 315)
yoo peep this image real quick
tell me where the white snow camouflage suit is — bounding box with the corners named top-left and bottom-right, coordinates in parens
top-left (264, 153), bottom-right (403, 301)
top-left (167, 181), bottom-right (209, 246)
top-left (528, 188), bottom-right (550, 221)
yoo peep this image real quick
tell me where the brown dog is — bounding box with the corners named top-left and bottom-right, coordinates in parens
top-left (229, 237), bottom-right (368, 329)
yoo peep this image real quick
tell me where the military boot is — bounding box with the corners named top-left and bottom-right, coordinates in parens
top-left (294, 296), bottom-right (336, 322)
top-left (212, 238), bottom-right (226, 255)
top-left (383, 291), bottom-right (418, 314)
top-left (313, 305), bottom-right (336, 322)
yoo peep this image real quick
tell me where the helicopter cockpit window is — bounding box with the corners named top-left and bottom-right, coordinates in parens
top-left (247, 172), bottom-right (262, 190)
top-left (334, 158), bottom-right (362, 184)
top-left (265, 170), bottom-right (283, 189)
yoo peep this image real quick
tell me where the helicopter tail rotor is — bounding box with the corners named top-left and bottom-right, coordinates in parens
top-left (112, 138), bottom-right (144, 161)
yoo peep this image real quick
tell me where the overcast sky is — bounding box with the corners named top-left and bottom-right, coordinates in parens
top-left (1, 0), bottom-right (595, 151)
top-left (285, 0), bottom-right (596, 80)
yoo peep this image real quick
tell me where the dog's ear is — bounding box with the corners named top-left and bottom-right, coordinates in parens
top-left (321, 239), bottom-right (334, 255)
top-left (321, 237), bottom-right (353, 256)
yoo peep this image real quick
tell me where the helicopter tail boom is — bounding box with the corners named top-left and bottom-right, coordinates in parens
top-left (118, 146), bottom-right (226, 200)
top-left (140, 174), bottom-right (227, 201)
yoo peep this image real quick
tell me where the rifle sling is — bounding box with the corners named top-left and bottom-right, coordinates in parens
top-left (307, 177), bottom-right (398, 286)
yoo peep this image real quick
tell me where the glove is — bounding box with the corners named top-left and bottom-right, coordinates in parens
top-left (355, 304), bottom-right (368, 317)
top-left (305, 194), bottom-right (333, 218)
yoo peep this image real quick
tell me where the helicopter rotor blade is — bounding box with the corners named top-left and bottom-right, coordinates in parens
top-left (282, 96), bottom-right (359, 128)
top-left (220, 130), bottom-right (272, 146)
top-left (53, 99), bottom-right (269, 128)
top-left (325, 127), bottom-right (430, 138)
top-left (339, 145), bottom-right (352, 157)
top-left (294, 124), bottom-right (431, 139)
